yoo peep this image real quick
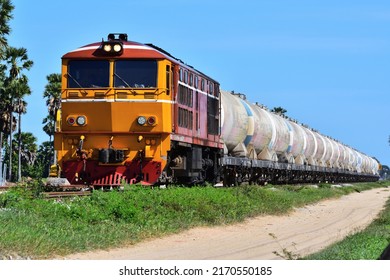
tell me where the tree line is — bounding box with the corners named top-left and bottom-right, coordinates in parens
top-left (0, 0), bottom-right (60, 183)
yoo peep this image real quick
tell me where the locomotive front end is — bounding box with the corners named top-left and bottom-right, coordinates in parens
top-left (53, 34), bottom-right (173, 186)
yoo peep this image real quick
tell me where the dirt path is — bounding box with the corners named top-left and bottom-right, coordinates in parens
top-left (65, 187), bottom-right (390, 260)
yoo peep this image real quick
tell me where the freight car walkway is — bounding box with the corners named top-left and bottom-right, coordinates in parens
top-left (65, 187), bottom-right (390, 260)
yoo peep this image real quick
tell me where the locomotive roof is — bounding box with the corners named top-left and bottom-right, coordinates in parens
top-left (63, 40), bottom-right (166, 60)
top-left (62, 39), bottom-right (219, 83)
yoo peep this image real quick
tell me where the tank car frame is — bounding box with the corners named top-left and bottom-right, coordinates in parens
top-left (221, 157), bottom-right (378, 187)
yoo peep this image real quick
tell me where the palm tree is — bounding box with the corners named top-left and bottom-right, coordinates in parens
top-left (0, 0), bottom-right (14, 53)
top-left (42, 73), bottom-right (61, 141)
top-left (0, 0), bottom-right (14, 183)
top-left (15, 93), bottom-right (28, 180)
top-left (42, 73), bottom-right (61, 170)
top-left (271, 106), bottom-right (287, 117)
top-left (5, 47), bottom-right (33, 79)
top-left (4, 131), bottom-right (37, 179)
top-left (17, 132), bottom-right (37, 167)
top-left (4, 46), bottom-right (33, 181)
top-left (35, 141), bottom-right (53, 178)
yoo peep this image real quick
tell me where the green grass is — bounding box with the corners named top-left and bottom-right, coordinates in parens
top-left (0, 180), bottom-right (388, 259)
top-left (304, 192), bottom-right (390, 260)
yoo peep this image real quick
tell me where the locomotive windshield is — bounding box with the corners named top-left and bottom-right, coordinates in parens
top-left (67, 60), bottom-right (157, 89)
top-left (67, 60), bottom-right (109, 88)
top-left (114, 60), bottom-right (157, 88)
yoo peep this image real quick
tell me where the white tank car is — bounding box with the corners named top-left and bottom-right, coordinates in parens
top-left (220, 90), bottom-right (379, 175)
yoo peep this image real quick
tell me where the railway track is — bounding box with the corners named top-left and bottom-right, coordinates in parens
top-left (0, 186), bottom-right (92, 198)
top-left (42, 190), bottom-right (92, 199)
top-left (0, 186), bottom-right (10, 193)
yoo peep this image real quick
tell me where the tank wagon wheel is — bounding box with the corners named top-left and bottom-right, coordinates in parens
top-left (223, 166), bottom-right (238, 187)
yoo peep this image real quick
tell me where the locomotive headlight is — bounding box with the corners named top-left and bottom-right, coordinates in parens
top-left (103, 44), bottom-right (112, 52)
top-left (76, 116), bottom-right (87, 126)
top-left (113, 43), bottom-right (122, 52)
top-left (137, 116), bottom-right (147, 126)
top-left (100, 42), bottom-right (123, 55)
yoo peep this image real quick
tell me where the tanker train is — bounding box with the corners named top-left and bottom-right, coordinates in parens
top-left (50, 33), bottom-right (380, 187)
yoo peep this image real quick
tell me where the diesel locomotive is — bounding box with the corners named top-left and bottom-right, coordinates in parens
top-left (51, 33), bottom-right (379, 187)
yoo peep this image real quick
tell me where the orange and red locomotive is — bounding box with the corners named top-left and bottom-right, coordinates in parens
top-left (54, 33), bottom-right (223, 186)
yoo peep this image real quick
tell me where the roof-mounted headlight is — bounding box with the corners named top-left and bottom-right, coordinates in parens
top-left (101, 42), bottom-right (123, 55)
top-left (113, 43), bottom-right (122, 52)
top-left (103, 44), bottom-right (112, 52)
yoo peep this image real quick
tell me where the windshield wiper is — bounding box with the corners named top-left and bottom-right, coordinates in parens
top-left (67, 72), bottom-right (85, 89)
top-left (66, 72), bottom-right (90, 96)
top-left (114, 73), bottom-right (137, 95)
top-left (114, 73), bottom-right (131, 88)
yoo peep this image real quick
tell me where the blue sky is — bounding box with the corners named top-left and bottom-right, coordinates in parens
top-left (8, 0), bottom-right (390, 165)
